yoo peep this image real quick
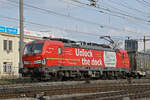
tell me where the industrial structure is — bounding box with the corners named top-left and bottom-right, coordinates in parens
top-left (125, 39), bottom-right (150, 75)
top-left (127, 51), bottom-right (150, 77)
top-left (125, 40), bottom-right (138, 52)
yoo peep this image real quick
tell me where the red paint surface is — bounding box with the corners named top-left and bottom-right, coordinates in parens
top-left (23, 40), bottom-right (130, 70)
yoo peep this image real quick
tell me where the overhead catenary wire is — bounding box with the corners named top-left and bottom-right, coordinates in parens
top-left (107, 0), bottom-right (150, 16)
top-left (7, 0), bottom-right (103, 26)
top-left (0, 0), bottom-right (18, 8)
top-left (102, 0), bottom-right (150, 27)
top-left (0, 14), bottom-right (103, 37)
top-left (61, 0), bottom-right (150, 29)
top-left (1, 0), bottom-right (150, 47)
top-left (99, 1), bottom-right (134, 16)
top-left (6, 0), bottom-right (147, 35)
top-left (140, 0), bottom-right (150, 7)
top-left (70, 0), bottom-right (150, 23)
top-left (0, 17), bottom-right (19, 27)
top-left (4, 0), bottom-right (150, 24)
top-left (62, 0), bottom-right (129, 20)
top-left (142, 0), bottom-right (150, 5)
top-left (0, 14), bottom-right (141, 41)
top-left (136, 0), bottom-right (150, 8)
top-left (2, 0), bottom-right (150, 40)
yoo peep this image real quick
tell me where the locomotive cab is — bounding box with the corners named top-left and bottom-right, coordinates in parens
top-left (23, 41), bottom-right (45, 66)
top-left (20, 40), bottom-right (45, 77)
top-left (20, 40), bottom-right (64, 78)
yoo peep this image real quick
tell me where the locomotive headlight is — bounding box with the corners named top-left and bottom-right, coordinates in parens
top-left (41, 59), bottom-right (46, 65)
top-left (34, 60), bottom-right (42, 64)
top-left (24, 61), bottom-right (30, 65)
top-left (33, 59), bottom-right (46, 65)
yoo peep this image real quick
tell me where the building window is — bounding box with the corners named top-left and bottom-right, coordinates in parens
top-left (3, 62), bottom-right (7, 72)
top-left (3, 62), bottom-right (12, 73)
top-left (3, 40), bottom-right (13, 52)
top-left (9, 40), bottom-right (12, 51)
top-left (3, 40), bottom-right (7, 50)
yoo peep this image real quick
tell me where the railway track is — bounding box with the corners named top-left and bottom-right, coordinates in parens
top-left (1, 78), bottom-right (150, 87)
top-left (1, 79), bottom-right (150, 99)
top-left (49, 88), bottom-right (150, 100)
top-left (1, 84), bottom-right (150, 100)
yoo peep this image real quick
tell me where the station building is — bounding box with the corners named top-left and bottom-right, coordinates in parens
top-left (0, 32), bottom-right (41, 79)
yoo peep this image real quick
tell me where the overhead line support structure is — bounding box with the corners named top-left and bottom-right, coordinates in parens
top-left (143, 36), bottom-right (146, 52)
top-left (19, 0), bottom-right (24, 77)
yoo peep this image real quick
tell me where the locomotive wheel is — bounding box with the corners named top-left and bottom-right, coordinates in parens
top-left (31, 77), bottom-right (39, 82)
top-left (56, 72), bottom-right (64, 81)
top-left (73, 76), bottom-right (81, 81)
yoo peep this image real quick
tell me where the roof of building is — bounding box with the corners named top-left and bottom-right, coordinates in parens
top-left (0, 32), bottom-right (42, 40)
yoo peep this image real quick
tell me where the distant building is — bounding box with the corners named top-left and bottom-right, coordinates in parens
top-left (0, 32), bottom-right (42, 79)
top-left (125, 40), bottom-right (138, 52)
top-left (136, 52), bottom-right (150, 71)
top-left (128, 51), bottom-right (150, 75)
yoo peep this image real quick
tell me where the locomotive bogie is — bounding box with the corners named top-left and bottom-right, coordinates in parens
top-left (21, 66), bottom-right (129, 81)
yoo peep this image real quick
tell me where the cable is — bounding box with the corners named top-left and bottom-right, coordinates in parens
top-left (62, 0), bottom-right (148, 29)
top-left (60, 0), bottom-right (84, 8)
top-left (6, 0), bottom-right (146, 35)
top-left (103, 0), bottom-right (150, 28)
top-left (0, 14), bottom-right (104, 37)
top-left (142, 0), bottom-right (150, 5)
top-left (107, 0), bottom-right (149, 16)
top-left (3, 16), bottom-right (149, 42)
top-left (71, 0), bottom-right (150, 23)
top-left (140, 0), bottom-right (150, 7)
top-left (136, 0), bottom-right (150, 8)
top-left (7, 0), bottom-right (103, 26)
top-left (62, 0), bottom-right (150, 28)
top-left (0, 14), bottom-right (143, 41)
top-left (62, 0), bottom-right (129, 20)
top-left (99, 1), bottom-right (133, 16)
top-left (0, 0), bottom-right (18, 8)
top-left (63, 0), bottom-right (150, 34)
top-left (0, 18), bottom-right (19, 28)
top-left (4, 0), bottom-right (150, 36)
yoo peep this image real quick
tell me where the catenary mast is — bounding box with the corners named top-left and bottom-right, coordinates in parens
top-left (19, 0), bottom-right (24, 77)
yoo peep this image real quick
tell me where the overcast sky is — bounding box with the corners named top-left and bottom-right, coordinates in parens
top-left (0, 0), bottom-right (150, 51)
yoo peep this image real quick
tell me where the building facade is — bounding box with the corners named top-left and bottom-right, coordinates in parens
top-left (0, 32), bottom-right (41, 79)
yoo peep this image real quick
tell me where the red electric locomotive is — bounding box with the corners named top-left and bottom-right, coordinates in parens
top-left (20, 38), bottom-right (130, 80)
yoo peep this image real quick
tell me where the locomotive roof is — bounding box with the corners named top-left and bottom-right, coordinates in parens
top-left (43, 37), bottom-right (116, 52)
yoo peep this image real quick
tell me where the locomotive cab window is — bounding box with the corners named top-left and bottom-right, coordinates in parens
top-left (24, 43), bottom-right (44, 54)
top-left (58, 47), bottom-right (62, 54)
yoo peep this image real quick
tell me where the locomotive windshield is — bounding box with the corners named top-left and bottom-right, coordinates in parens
top-left (24, 43), bottom-right (44, 55)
